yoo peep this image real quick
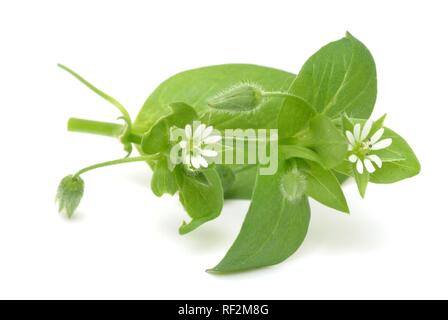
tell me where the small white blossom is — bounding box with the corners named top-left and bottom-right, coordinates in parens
top-left (345, 120), bottom-right (392, 174)
top-left (178, 123), bottom-right (221, 169)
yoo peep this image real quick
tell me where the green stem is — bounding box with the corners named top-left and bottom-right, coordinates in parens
top-left (68, 118), bottom-right (123, 137)
top-left (263, 91), bottom-right (307, 103)
top-left (58, 64), bottom-right (132, 125)
top-left (68, 118), bottom-right (142, 144)
top-left (74, 155), bottom-right (156, 178)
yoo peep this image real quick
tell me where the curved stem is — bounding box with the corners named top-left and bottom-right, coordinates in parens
top-left (57, 64), bottom-right (132, 125)
top-left (74, 155), bottom-right (157, 178)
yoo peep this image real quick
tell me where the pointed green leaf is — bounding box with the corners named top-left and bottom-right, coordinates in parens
top-left (175, 167), bottom-right (224, 235)
top-left (306, 114), bottom-right (348, 168)
top-left (354, 170), bottom-right (369, 198)
top-left (215, 165), bottom-right (236, 193)
top-left (209, 162), bottom-right (310, 273)
top-left (369, 128), bottom-right (421, 183)
top-left (342, 113), bottom-right (354, 132)
top-left (151, 157), bottom-right (178, 197)
top-left (370, 113), bottom-right (387, 135)
top-left (223, 165), bottom-right (258, 200)
top-left (141, 102), bottom-right (198, 155)
top-left (288, 32), bottom-right (377, 119)
top-left (335, 121), bottom-right (420, 185)
top-left (280, 144), bottom-right (323, 166)
top-left (334, 160), bottom-right (369, 197)
top-left (304, 161), bottom-right (349, 213)
top-left (334, 171), bottom-right (350, 184)
top-left (277, 96), bottom-right (315, 138)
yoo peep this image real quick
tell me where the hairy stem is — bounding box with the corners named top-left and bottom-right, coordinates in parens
top-left (263, 91), bottom-right (307, 103)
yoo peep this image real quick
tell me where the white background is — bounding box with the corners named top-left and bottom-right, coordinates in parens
top-left (0, 0), bottom-right (447, 300)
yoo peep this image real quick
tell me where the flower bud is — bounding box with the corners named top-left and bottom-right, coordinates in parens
top-left (280, 168), bottom-right (307, 202)
top-left (56, 175), bottom-right (85, 218)
top-left (208, 83), bottom-right (265, 111)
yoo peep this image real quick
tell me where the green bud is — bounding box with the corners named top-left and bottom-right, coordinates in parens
top-left (56, 175), bottom-right (85, 218)
top-left (280, 168), bottom-right (307, 202)
top-left (208, 83), bottom-right (265, 111)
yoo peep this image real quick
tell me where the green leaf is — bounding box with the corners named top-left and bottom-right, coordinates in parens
top-left (133, 64), bottom-right (295, 135)
top-left (334, 171), bottom-right (350, 184)
top-left (142, 120), bottom-right (170, 155)
top-left (175, 167), bottom-right (224, 235)
top-left (141, 102), bottom-right (197, 155)
top-left (215, 165), bottom-right (236, 193)
top-left (56, 175), bottom-right (85, 218)
top-left (280, 144), bottom-right (323, 165)
top-left (277, 96), bottom-right (315, 138)
top-left (341, 113), bottom-right (354, 132)
top-left (151, 157), bottom-right (178, 197)
top-left (335, 120), bottom-right (420, 186)
top-left (209, 162), bottom-right (310, 273)
top-left (223, 165), bottom-right (257, 200)
top-left (304, 161), bottom-right (349, 213)
top-left (369, 128), bottom-right (421, 184)
top-left (370, 113), bottom-right (387, 135)
top-left (287, 32), bottom-right (377, 119)
top-left (354, 170), bottom-right (369, 198)
top-left (306, 114), bottom-right (348, 168)
top-left (334, 160), bottom-right (369, 197)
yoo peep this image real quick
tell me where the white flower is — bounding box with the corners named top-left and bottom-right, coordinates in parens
top-left (178, 123), bottom-right (221, 169)
top-left (345, 120), bottom-right (392, 174)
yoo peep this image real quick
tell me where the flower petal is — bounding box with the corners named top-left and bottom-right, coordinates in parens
top-left (364, 158), bottom-right (376, 173)
top-left (185, 125), bottom-right (192, 139)
top-left (192, 145), bottom-right (202, 154)
top-left (361, 120), bottom-right (373, 141)
top-left (348, 144), bottom-right (353, 151)
top-left (202, 126), bottom-right (214, 139)
top-left (349, 154), bottom-right (358, 163)
top-left (371, 138), bottom-right (392, 150)
top-left (203, 135), bottom-right (222, 144)
top-left (191, 154), bottom-right (201, 169)
top-left (198, 156), bottom-right (209, 168)
top-left (354, 123), bottom-right (361, 141)
top-left (194, 124), bottom-right (206, 140)
top-left (370, 128), bottom-right (384, 144)
top-left (356, 159), bottom-right (364, 174)
top-left (345, 130), bottom-right (355, 145)
top-left (200, 148), bottom-right (218, 157)
top-left (368, 154), bottom-right (382, 168)
top-left (184, 153), bottom-right (191, 166)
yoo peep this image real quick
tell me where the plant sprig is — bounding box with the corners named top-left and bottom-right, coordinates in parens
top-left (56, 32), bottom-right (420, 273)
